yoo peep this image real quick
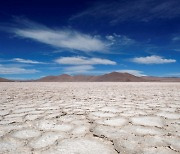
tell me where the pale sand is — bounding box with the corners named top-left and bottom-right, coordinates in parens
top-left (0, 82), bottom-right (179, 154)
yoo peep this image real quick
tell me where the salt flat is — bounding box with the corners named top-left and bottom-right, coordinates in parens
top-left (0, 82), bottom-right (180, 154)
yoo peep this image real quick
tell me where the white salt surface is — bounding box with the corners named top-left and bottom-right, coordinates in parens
top-left (96, 117), bottom-right (128, 127)
top-left (12, 129), bottom-right (41, 139)
top-left (29, 132), bottom-right (65, 149)
top-left (42, 138), bottom-right (116, 154)
top-left (0, 82), bottom-right (179, 154)
top-left (131, 116), bottom-right (164, 127)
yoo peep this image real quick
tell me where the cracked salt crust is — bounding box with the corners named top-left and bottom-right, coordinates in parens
top-left (123, 125), bottom-right (164, 136)
top-left (0, 82), bottom-right (180, 154)
top-left (113, 138), bottom-right (143, 154)
top-left (12, 129), bottom-right (41, 139)
top-left (42, 138), bottom-right (116, 154)
top-left (0, 110), bottom-right (10, 116)
top-left (29, 132), bottom-right (66, 149)
top-left (96, 117), bottom-right (128, 127)
top-left (99, 107), bottom-right (120, 113)
top-left (36, 120), bottom-right (73, 132)
top-left (156, 111), bottom-right (180, 119)
top-left (131, 116), bottom-right (164, 127)
top-left (90, 112), bottom-right (117, 118)
top-left (143, 146), bottom-right (178, 154)
top-left (72, 125), bottom-right (89, 136)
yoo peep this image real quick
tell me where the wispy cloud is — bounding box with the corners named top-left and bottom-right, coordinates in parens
top-left (0, 64), bottom-right (39, 74)
top-left (70, 0), bottom-right (180, 24)
top-left (9, 19), bottom-right (107, 53)
top-left (117, 69), bottom-right (146, 76)
top-left (106, 34), bottom-right (135, 45)
top-left (55, 56), bottom-right (116, 65)
top-left (172, 36), bottom-right (180, 42)
top-left (3, 18), bottom-right (141, 55)
top-left (56, 56), bottom-right (116, 74)
top-left (131, 55), bottom-right (176, 64)
top-left (12, 58), bottom-right (45, 64)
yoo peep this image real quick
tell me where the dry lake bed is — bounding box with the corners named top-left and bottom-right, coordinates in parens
top-left (0, 82), bottom-right (180, 154)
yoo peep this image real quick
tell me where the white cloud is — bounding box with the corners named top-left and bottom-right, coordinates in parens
top-left (113, 34), bottom-right (135, 45)
top-left (56, 56), bottom-right (116, 74)
top-left (70, 0), bottom-right (180, 24)
top-left (12, 58), bottom-right (45, 64)
top-left (55, 56), bottom-right (116, 65)
top-left (106, 34), bottom-right (135, 45)
top-left (12, 20), bottom-right (107, 52)
top-left (117, 70), bottom-right (146, 76)
top-left (106, 35), bottom-right (115, 41)
top-left (172, 37), bottom-right (180, 41)
top-left (131, 55), bottom-right (176, 64)
top-left (0, 65), bottom-right (39, 74)
top-left (64, 65), bottom-right (94, 74)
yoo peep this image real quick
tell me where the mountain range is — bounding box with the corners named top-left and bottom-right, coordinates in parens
top-left (1, 72), bottom-right (180, 82)
top-left (0, 77), bottom-right (13, 82)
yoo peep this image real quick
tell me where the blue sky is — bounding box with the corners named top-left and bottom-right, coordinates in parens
top-left (0, 0), bottom-right (180, 79)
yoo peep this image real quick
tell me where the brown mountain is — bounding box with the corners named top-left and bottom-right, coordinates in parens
top-left (36, 74), bottom-right (73, 82)
top-left (0, 77), bottom-right (13, 82)
top-left (142, 76), bottom-right (180, 82)
top-left (73, 75), bottom-right (95, 82)
top-left (37, 72), bottom-right (147, 82)
top-left (1, 72), bottom-right (180, 82)
top-left (91, 72), bottom-right (145, 82)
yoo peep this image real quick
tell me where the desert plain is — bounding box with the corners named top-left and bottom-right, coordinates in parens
top-left (0, 82), bottom-right (180, 154)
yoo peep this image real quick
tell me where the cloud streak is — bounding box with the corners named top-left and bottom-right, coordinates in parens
top-left (70, 0), bottom-right (180, 24)
top-left (131, 55), bottom-right (176, 64)
top-left (64, 65), bottom-right (94, 74)
top-left (55, 56), bottom-right (116, 65)
top-left (56, 56), bottom-right (116, 74)
top-left (12, 58), bottom-right (45, 64)
top-left (0, 64), bottom-right (39, 74)
top-left (106, 34), bottom-right (135, 46)
top-left (172, 36), bottom-right (180, 42)
top-left (11, 19), bottom-right (107, 53)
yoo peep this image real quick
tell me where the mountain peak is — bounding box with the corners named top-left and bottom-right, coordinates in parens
top-left (1, 72), bottom-right (180, 82)
top-left (36, 72), bottom-right (143, 82)
top-left (59, 74), bottom-right (72, 77)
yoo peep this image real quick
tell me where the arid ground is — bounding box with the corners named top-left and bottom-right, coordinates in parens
top-left (0, 82), bottom-right (180, 154)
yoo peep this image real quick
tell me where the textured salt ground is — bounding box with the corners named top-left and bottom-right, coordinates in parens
top-left (42, 138), bottom-right (116, 154)
top-left (95, 117), bottom-right (128, 127)
top-left (29, 132), bottom-right (66, 149)
top-left (12, 129), bottom-right (41, 139)
top-left (131, 116), bottom-right (164, 127)
top-left (0, 82), bottom-right (180, 154)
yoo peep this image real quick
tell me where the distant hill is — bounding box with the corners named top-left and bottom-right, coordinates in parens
top-left (1, 72), bottom-right (180, 82)
top-left (37, 74), bottom-right (95, 82)
top-left (141, 76), bottom-right (180, 82)
top-left (92, 72), bottom-right (145, 82)
top-left (36, 72), bottom-right (152, 82)
top-left (0, 77), bottom-right (13, 82)
top-left (37, 74), bottom-right (73, 82)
